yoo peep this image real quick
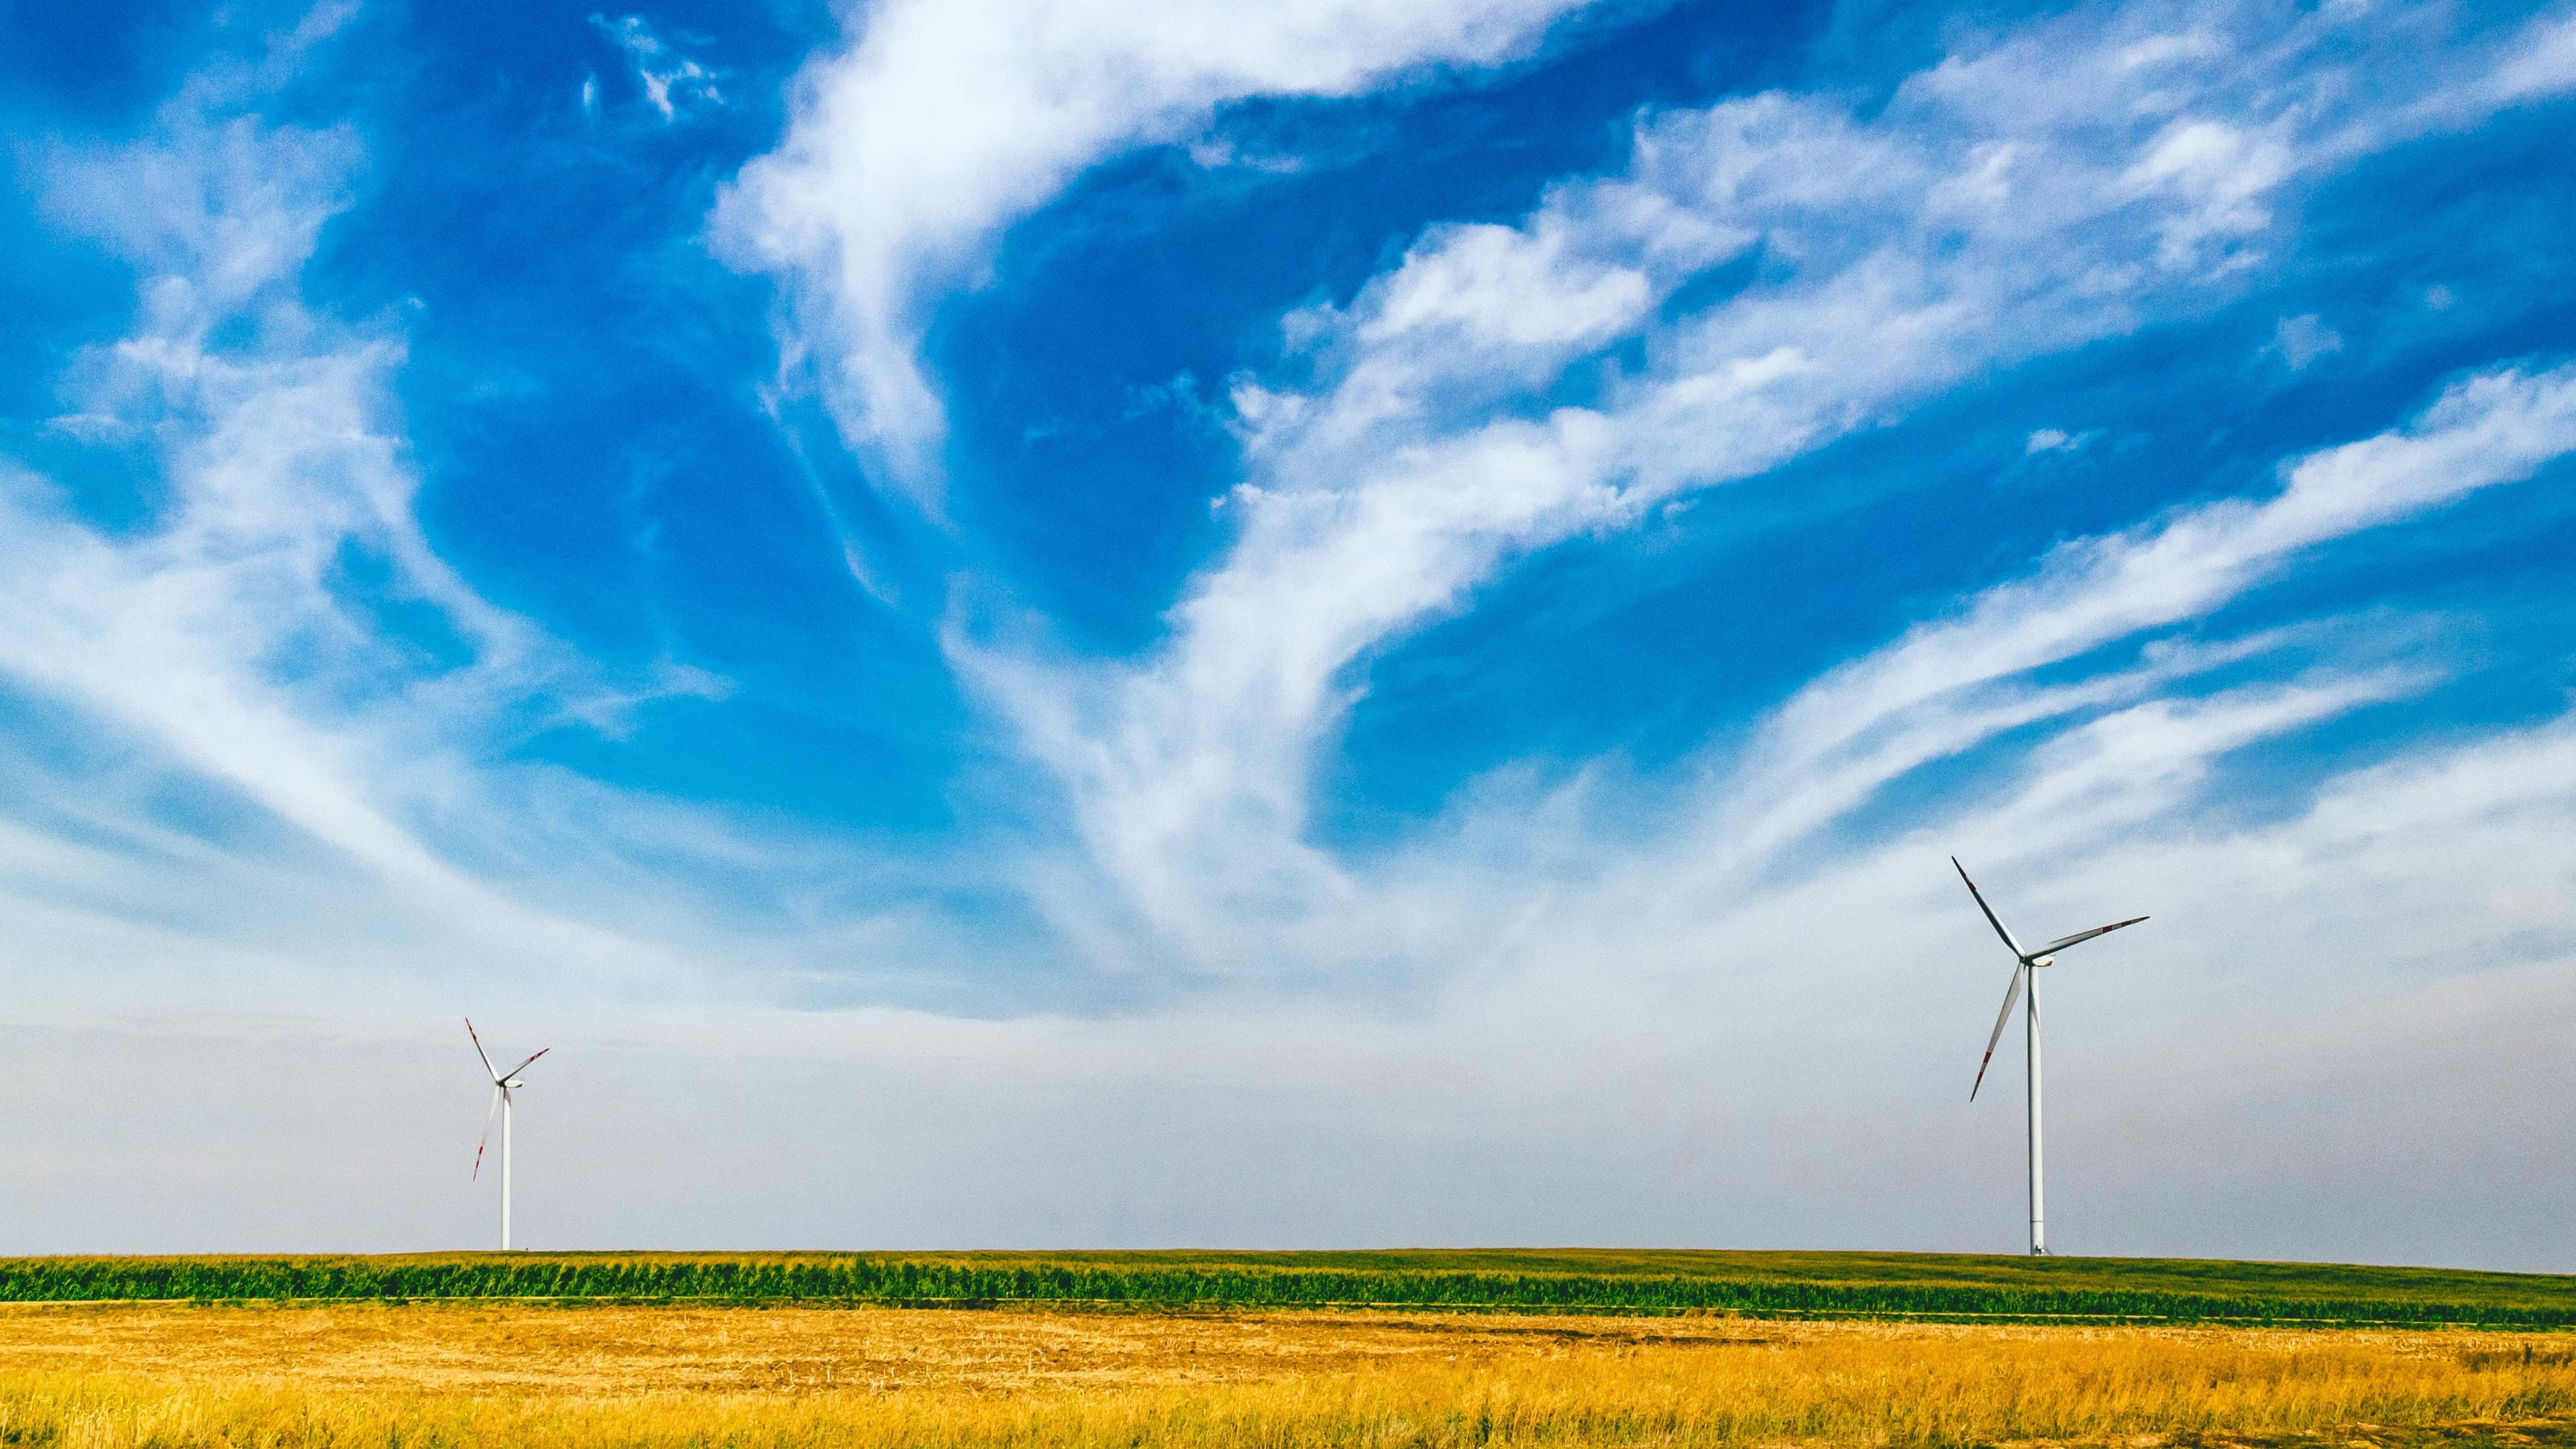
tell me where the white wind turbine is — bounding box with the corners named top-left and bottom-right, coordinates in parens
top-left (1953, 857), bottom-right (2147, 1256)
top-left (466, 1019), bottom-right (550, 1252)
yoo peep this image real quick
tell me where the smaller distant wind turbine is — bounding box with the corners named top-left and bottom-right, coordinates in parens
top-left (466, 1018), bottom-right (549, 1252)
top-left (1953, 857), bottom-right (2147, 1256)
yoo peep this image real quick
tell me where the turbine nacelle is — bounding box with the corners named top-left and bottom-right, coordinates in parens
top-left (2029, 955), bottom-right (2055, 968)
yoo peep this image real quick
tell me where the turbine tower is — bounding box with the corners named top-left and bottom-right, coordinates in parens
top-left (1953, 857), bottom-right (2146, 1256)
top-left (466, 1019), bottom-right (549, 1252)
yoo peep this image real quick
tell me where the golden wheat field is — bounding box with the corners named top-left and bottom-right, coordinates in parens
top-left (1, 1301), bottom-right (2574, 1448)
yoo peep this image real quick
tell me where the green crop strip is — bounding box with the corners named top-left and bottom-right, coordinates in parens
top-left (0, 1250), bottom-right (2569, 1328)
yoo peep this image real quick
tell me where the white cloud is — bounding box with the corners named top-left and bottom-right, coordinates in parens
top-left (22, 111), bottom-right (505, 883)
top-left (712, 0), bottom-right (1603, 495)
top-left (2123, 118), bottom-right (2293, 274)
top-left (2274, 311), bottom-right (2343, 368)
top-left (2454, 5), bottom-right (2576, 111)
top-left (0, 51), bottom-right (760, 1006)
top-left (593, 14), bottom-right (723, 121)
top-left (1739, 363), bottom-right (2576, 860)
top-left (3, 37), bottom-right (1183, 1034)
top-left (964, 0), bottom-right (2576, 971)
top-left (1411, 364), bottom-right (2576, 1057)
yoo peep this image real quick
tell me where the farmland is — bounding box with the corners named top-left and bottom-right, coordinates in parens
top-left (5, 1253), bottom-right (2575, 1447)
top-left (4, 1299), bottom-right (2576, 1447)
top-left (3, 1248), bottom-right (2575, 1327)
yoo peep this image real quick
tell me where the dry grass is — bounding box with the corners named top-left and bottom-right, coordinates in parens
top-left (1, 1301), bottom-right (2573, 1448)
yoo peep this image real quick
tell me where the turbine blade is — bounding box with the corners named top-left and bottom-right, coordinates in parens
top-left (505, 1046), bottom-right (551, 1081)
top-left (2035, 916), bottom-right (2150, 956)
top-left (1970, 961), bottom-right (2027, 1102)
top-left (465, 1018), bottom-right (499, 1082)
top-left (472, 1087), bottom-right (500, 1180)
top-left (1952, 857), bottom-right (2026, 958)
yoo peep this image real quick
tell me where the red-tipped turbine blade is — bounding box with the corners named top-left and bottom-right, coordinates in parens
top-left (2034, 916), bottom-right (2149, 957)
top-left (465, 1018), bottom-right (498, 1082)
top-left (1970, 961), bottom-right (2027, 1102)
top-left (504, 1046), bottom-right (551, 1081)
top-left (472, 1086), bottom-right (500, 1180)
top-left (1952, 857), bottom-right (2027, 959)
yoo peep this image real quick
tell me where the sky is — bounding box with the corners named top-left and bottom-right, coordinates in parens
top-left (0, 0), bottom-right (2573, 1266)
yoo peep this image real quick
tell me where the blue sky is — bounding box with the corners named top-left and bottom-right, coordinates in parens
top-left (2, 0), bottom-right (2575, 1261)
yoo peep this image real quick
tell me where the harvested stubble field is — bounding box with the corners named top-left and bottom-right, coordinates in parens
top-left (3, 1300), bottom-right (2576, 1449)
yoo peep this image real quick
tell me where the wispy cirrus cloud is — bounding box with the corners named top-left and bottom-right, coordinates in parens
top-left (0, 32), bottom-right (743, 1002)
top-left (20, 101), bottom-right (511, 886)
top-left (960, 0), bottom-right (2576, 974)
top-left (712, 0), bottom-right (1609, 496)
top-left (1729, 362), bottom-right (2576, 869)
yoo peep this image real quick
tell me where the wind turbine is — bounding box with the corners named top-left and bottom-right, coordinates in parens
top-left (466, 1019), bottom-right (549, 1252)
top-left (1953, 857), bottom-right (2146, 1256)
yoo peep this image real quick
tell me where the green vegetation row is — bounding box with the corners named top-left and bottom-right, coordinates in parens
top-left (3, 1250), bottom-right (2571, 1327)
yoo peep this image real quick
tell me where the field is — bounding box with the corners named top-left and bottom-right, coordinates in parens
top-left (7, 1249), bottom-right (2576, 1326)
top-left (5, 1300), bottom-right (2576, 1447)
top-left (5, 1254), bottom-right (2576, 1448)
